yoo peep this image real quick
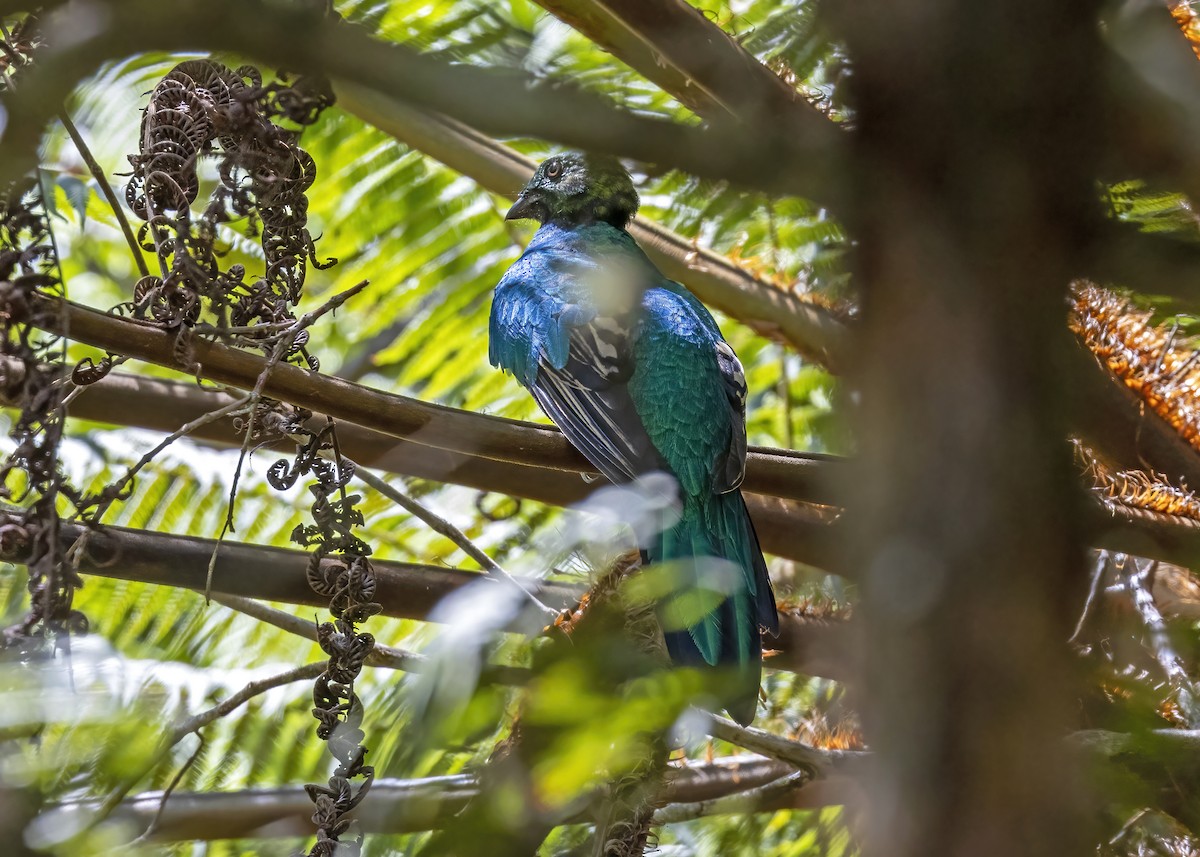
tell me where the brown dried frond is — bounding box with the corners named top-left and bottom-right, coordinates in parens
top-left (124, 59), bottom-right (333, 360)
top-left (0, 17), bottom-right (87, 647)
top-left (1075, 440), bottom-right (1200, 525)
top-left (552, 550), bottom-right (639, 634)
top-left (1158, 697), bottom-right (1190, 727)
top-left (1069, 282), bottom-right (1200, 457)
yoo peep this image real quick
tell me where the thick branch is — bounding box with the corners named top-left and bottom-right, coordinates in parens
top-left (14, 352), bottom-right (1200, 589)
top-left (10, 304), bottom-right (837, 503)
top-left (330, 86), bottom-right (1200, 488)
top-left (0, 0), bottom-right (842, 203)
top-left (335, 86), bottom-right (851, 369)
top-left (0, 511), bottom-right (848, 680)
top-left (0, 362), bottom-right (594, 507)
top-left (6, 299), bottom-right (845, 569)
top-left (0, 509), bottom-right (574, 620)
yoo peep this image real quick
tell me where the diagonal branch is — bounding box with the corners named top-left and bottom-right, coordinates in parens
top-left (529, 0), bottom-right (834, 129)
top-left (334, 86), bottom-right (851, 369)
top-left (211, 593), bottom-right (425, 673)
top-left (211, 592), bottom-right (527, 687)
top-left (10, 300), bottom-right (838, 504)
top-left (705, 715), bottom-right (866, 775)
top-left (83, 662), bottom-right (326, 837)
top-left (170, 663), bottom-right (326, 739)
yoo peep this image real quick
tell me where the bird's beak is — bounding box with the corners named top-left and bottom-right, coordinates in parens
top-left (505, 191), bottom-right (542, 222)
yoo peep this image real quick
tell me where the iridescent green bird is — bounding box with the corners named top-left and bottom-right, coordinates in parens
top-left (489, 153), bottom-right (778, 724)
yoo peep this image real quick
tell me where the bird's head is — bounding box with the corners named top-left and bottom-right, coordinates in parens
top-left (506, 153), bottom-right (639, 229)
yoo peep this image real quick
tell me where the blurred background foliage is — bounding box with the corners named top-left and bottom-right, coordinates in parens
top-left (0, 0), bottom-right (860, 854)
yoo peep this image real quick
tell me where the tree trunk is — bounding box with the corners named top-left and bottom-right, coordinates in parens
top-left (836, 1), bottom-right (1102, 855)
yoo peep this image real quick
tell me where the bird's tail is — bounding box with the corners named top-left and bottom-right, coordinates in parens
top-left (645, 490), bottom-right (778, 725)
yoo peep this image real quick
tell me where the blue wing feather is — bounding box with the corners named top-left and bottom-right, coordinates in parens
top-left (490, 224), bottom-right (663, 483)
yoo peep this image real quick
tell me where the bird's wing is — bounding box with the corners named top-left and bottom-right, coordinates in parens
top-left (489, 229), bottom-right (666, 485)
top-left (529, 319), bottom-right (666, 484)
top-left (713, 340), bottom-right (749, 493)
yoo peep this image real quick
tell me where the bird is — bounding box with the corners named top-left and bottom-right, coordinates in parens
top-left (489, 152), bottom-right (778, 725)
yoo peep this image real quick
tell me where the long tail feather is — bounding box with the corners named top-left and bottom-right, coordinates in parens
top-left (647, 491), bottom-right (776, 725)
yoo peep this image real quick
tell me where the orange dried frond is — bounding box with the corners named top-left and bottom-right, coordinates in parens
top-left (1070, 282), bottom-right (1200, 456)
top-left (1075, 440), bottom-right (1200, 525)
top-left (1098, 679), bottom-right (1136, 704)
top-left (551, 550), bottom-right (649, 638)
top-left (721, 241), bottom-right (795, 291)
top-left (550, 591), bottom-right (590, 634)
top-left (765, 57), bottom-right (800, 89)
top-left (718, 244), bottom-right (848, 316)
top-left (1159, 696), bottom-right (1190, 726)
top-left (774, 595), bottom-right (851, 621)
top-left (790, 711), bottom-right (864, 751)
top-left (1169, 0), bottom-right (1200, 60)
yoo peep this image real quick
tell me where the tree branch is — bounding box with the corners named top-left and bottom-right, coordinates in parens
top-left (651, 768), bottom-right (814, 825)
top-left (42, 756), bottom-right (830, 843)
top-left (12, 343), bottom-right (1200, 593)
top-left (170, 663), bottom-right (326, 739)
top-left (0, 510), bottom-right (848, 680)
top-left (329, 88), bottom-right (1200, 487)
top-left (334, 86), bottom-right (851, 370)
top-left (705, 715), bottom-right (866, 775)
top-left (0, 0), bottom-right (843, 204)
top-left (43, 728), bottom-right (1200, 843)
top-left (57, 110), bottom-right (150, 279)
top-left (214, 590), bottom-right (541, 684)
top-left (11, 357), bottom-right (1200, 620)
top-left (323, 447), bottom-right (558, 617)
top-left (528, 0), bottom-right (835, 130)
top-left (84, 662), bottom-right (325, 837)
top-left (10, 300), bottom-right (839, 505)
top-left (4, 300), bottom-right (845, 570)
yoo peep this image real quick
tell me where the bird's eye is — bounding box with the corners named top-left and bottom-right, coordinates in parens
top-left (545, 160), bottom-right (562, 180)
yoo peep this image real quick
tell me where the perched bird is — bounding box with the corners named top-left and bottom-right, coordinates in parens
top-left (489, 152), bottom-right (778, 725)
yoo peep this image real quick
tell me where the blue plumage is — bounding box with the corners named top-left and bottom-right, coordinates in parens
top-left (489, 153), bottom-right (778, 725)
